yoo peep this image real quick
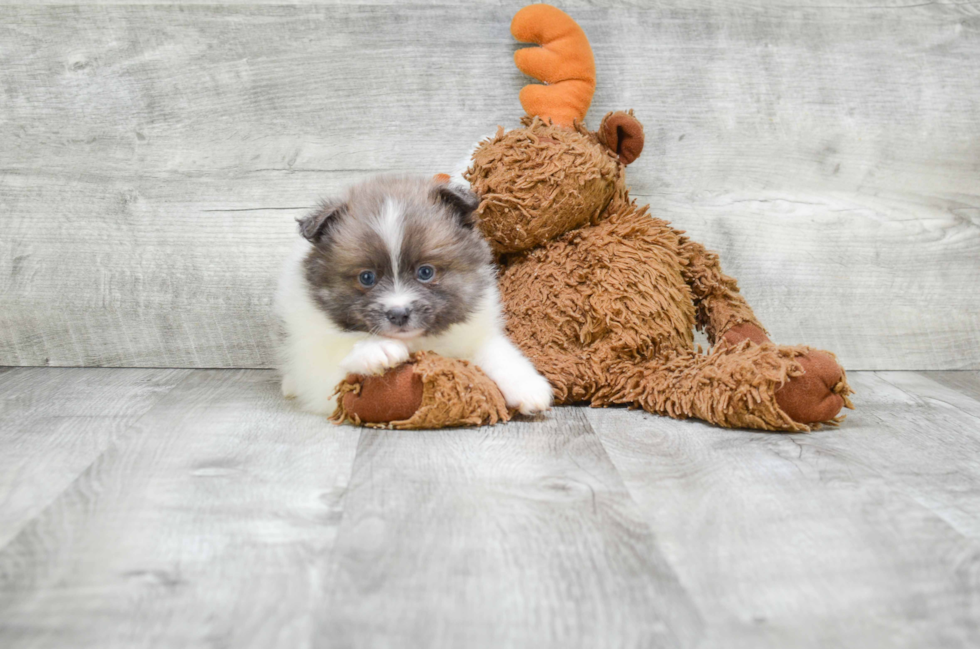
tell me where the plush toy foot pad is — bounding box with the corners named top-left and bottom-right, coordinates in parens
top-left (331, 351), bottom-right (511, 429)
top-left (721, 322), bottom-right (855, 429)
top-left (339, 363), bottom-right (424, 423)
top-left (776, 350), bottom-right (855, 425)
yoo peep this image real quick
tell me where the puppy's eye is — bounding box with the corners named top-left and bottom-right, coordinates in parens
top-left (416, 265), bottom-right (435, 283)
top-left (357, 270), bottom-right (377, 287)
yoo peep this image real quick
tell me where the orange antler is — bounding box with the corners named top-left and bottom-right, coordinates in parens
top-left (511, 4), bottom-right (596, 128)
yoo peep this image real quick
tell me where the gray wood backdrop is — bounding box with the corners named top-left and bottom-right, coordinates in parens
top-left (1, 0), bottom-right (978, 370)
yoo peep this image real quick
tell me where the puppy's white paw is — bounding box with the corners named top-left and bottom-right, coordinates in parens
top-left (499, 369), bottom-right (553, 415)
top-left (341, 339), bottom-right (410, 376)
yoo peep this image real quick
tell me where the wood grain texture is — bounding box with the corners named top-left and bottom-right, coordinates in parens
top-left (2, 368), bottom-right (980, 647)
top-left (926, 370), bottom-right (980, 401)
top-left (317, 408), bottom-right (702, 649)
top-left (0, 367), bottom-right (189, 548)
top-left (1, 3), bottom-right (978, 368)
top-left (0, 369), bottom-right (362, 648)
top-left (586, 371), bottom-right (980, 649)
top-left (864, 371), bottom-right (980, 536)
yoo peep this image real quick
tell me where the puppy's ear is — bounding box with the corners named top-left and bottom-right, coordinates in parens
top-left (433, 183), bottom-right (480, 228)
top-left (297, 200), bottom-right (346, 243)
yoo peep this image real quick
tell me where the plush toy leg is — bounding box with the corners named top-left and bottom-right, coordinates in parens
top-left (720, 322), bottom-right (854, 425)
top-left (599, 342), bottom-right (853, 432)
top-left (330, 351), bottom-right (511, 429)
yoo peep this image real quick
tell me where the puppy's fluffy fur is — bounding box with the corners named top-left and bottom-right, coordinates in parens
top-left (275, 175), bottom-right (552, 416)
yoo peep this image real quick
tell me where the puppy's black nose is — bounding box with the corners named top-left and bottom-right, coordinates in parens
top-left (385, 307), bottom-right (411, 326)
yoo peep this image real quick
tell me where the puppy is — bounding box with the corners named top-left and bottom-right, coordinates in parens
top-left (274, 175), bottom-right (553, 417)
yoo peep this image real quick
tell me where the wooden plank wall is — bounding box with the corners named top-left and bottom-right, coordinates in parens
top-left (1, 1), bottom-right (978, 369)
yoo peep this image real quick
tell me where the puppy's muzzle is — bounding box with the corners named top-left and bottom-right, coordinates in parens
top-left (386, 307), bottom-right (411, 327)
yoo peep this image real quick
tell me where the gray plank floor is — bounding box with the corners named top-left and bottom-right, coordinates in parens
top-left (1, 369), bottom-right (979, 648)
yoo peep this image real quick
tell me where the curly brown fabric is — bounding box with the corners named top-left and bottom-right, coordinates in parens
top-left (466, 117), bottom-right (622, 255)
top-left (678, 237), bottom-right (766, 345)
top-left (601, 343), bottom-right (812, 432)
top-left (331, 352), bottom-right (510, 429)
top-left (494, 188), bottom-right (852, 430)
top-left (500, 199), bottom-right (697, 403)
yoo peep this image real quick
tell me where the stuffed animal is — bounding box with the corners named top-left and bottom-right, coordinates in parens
top-left (332, 3), bottom-right (853, 431)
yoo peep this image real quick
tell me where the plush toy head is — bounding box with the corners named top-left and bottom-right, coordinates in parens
top-left (464, 5), bottom-right (645, 255)
top-left (466, 119), bottom-right (620, 255)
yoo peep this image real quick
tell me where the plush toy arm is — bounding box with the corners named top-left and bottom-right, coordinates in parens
top-left (331, 352), bottom-right (511, 429)
top-left (678, 237), bottom-right (766, 346)
top-left (677, 236), bottom-right (854, 423)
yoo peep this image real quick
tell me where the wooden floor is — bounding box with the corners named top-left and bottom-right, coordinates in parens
top-left (1, 368), bottom-right (979, 648)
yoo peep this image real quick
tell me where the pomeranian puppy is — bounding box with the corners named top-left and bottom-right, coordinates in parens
top-left (275, 175), bottom-right (553, 417)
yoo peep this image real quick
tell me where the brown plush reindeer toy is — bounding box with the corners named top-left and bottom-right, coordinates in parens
top-left (332, 4), bottom-right (853, 431)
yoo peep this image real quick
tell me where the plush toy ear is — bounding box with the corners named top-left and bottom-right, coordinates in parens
top-left (297, 199), bottom-right (345, 244)
top-left (433, 183), bottom-right (480, 228)
top-left (598, 111), bottom-right (645, 165)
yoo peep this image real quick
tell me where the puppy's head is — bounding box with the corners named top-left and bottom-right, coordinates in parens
top-left (299, 176), bottom-right (493, 339)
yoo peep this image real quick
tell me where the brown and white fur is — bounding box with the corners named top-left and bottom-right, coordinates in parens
top-left (275, 175), bottom-right (552, 416)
